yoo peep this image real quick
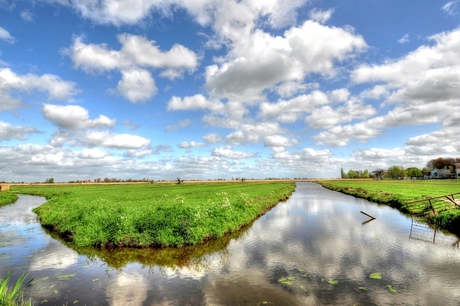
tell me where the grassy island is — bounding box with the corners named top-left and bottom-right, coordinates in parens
top-left (10, 182), bottom-right (295, 248)
top-left (319, 179), bottom-right (460, 234)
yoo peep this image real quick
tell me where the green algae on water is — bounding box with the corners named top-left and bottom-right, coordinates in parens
top-left (369, 272), bottom-right (382, 279)
top-left (387, 285), bottom-right (397, 293)
top-left (278, 276), bottom-right (295, 286)
top-left (57, 273), bottom-right (76, 281)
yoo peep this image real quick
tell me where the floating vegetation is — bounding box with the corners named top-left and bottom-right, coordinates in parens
top-left (358, 286), bottom-right (369, 291)
top-left (297, 268), bottom-right (304, 273)
top-left (39, 277), bottom-right (49, 281)
top-left (300, 285), bottom-right (307, 292)
top-left (278, 276), bottom-right (295, 286)
top-left (73, 301), bottom-right (79, 304)
top-left (92, 278), bottom-right (99, 282)
top-left (369, 272), bottom-right (382, 280)
top-left (327, 279), bottom-right (338, 285)
top-left (57, 273), bottom-right (76, 281)
top-left (387, 285), bottom-right (397, 293)
top-left (53, 289), bottom-right (58, 294)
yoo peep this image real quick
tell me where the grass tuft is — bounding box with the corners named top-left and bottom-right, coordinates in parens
top-left (0, 271), bottom-right (33, 306)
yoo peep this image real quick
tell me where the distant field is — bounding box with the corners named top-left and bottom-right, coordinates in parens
top-left (322, 179), bottom-right (460, 202)
top-left (320, 179), bottom-right (460, 234)
top-left (10, 182), bottom-right (295, 248)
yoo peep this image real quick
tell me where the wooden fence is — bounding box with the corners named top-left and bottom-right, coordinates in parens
top-left (405, 192), bottom-right (460, 214)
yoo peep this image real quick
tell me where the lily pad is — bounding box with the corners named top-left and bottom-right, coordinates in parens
top-left (57, 273), bottom-right (76, 281)
top-left (278, 276), bottom-right (295, 286)
top-left (369, 272), bottom-right (382, 280)
top-left (387, 285), bottom-right (397, 293)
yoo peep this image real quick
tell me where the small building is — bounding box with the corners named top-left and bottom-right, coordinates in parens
top-left (0, 184), bottom-right (10, 191)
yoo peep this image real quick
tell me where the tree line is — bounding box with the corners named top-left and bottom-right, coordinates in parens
top-left (341, 157), bottom-right (460, 180)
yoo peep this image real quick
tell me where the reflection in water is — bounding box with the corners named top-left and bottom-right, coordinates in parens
top-left (48, 217), bottom-right (253, 270)
top-left (409, 218), bottom-right (460, 247)
top-left (2, 186), bottom-right (460, 305)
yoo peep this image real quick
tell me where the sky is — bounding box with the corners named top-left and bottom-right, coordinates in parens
top-left (0, 0), bottom-right (460, 182)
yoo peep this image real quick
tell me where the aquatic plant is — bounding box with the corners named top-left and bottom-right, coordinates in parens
top-left (278, 276), bottom-right (295, 286)
top-left (0, 271), bottom-right (33, 306)
top-left (387, 285), bottom-right (397, 293)
top-left (327, 279), bottom-right (338, 285)
top-left (369, 272), bottom-right (382, 280)
top-left (56, 273), bottom-right (76, 281)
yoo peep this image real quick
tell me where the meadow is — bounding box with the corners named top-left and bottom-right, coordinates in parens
top-left (9, 182), bottom-right (295, 248)
top-left (319, 179), bottom-right (460, 234)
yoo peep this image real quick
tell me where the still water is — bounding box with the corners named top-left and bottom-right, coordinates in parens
top-left (1, 182), bottom-right (460, 305)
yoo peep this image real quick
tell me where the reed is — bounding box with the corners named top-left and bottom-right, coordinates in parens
top-left (0, 271), bottom-right (33, 306)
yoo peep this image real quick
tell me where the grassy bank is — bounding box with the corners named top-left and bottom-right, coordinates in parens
top-left (319, 180), bottom-right (460, 234)
top-left (0, 192), bottom-right (18, 208)
top-left (11, 182), bottom-right (295, 248)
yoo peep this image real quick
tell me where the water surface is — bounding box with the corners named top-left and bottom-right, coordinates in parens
top-left (1, 183), bottom-right (460, 305)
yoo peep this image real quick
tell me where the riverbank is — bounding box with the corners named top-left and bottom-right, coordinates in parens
top-left (318, 180), bottom-right (460, 235)
top-left (10, 182), bottom-right (295, 248)
top-left (0, 192), bottom-right (18, 208)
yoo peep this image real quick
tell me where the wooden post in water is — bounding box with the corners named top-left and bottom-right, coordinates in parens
top-left (360, 211), bottom-right (376, 220)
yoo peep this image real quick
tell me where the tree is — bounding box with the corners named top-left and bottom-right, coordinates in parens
top-left (362, 169), bottom-right (370, 178)
top-left (387, 165), bottom-right (406, 179)
top-left (372, 169), bottom-right (385, 179)
top-left (347, 170), bottom-right (358, 178)
top-left (426, 157), bottom-right (460, 170)
top-left (406, 168), bottom-right (423, 178)
top-left (48, 178), bottom-right (54, 183)
top-left (341, 168), bottom-right (345, 179)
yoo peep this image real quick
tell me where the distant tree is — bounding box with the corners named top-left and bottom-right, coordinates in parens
top-left (426, 157), bottom-right (460, 170)
top-left (362, 169), bottom-right (370, 178)
top-left (48, 178), bottom-right (55, 183)
top-left (347, 170), bottom-right (358, 178)
top-left (406, 168), bottom-right (423, 178)
top-left (387, 165), bottom-right (406, 179)
top-left (341, 168), bottom-right (345, 179)
top-left (372, 169), bottom-right (385, 180)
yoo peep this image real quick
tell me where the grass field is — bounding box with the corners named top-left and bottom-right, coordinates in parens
top-left (0, 192), bottom-right (18, 207)
top-left (10, 182), bottom-right (295, 248)
top-left (320, 179), bottom-right (460, 234)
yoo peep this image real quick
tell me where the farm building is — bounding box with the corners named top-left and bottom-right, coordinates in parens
top-left (0, 184), bottom-right (10, 191)
top-left (429, 167), bottom-right (456, 179)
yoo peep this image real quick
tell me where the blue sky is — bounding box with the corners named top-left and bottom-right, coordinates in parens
top-left (1, 0), bottom-right (460, 182)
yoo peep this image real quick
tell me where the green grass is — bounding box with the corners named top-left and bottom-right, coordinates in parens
top-left (0, 192), bottom-right (18, 208)
top-left (11, 182), bottom-right (295, 248)
top-left (0, 271), bottom-right (33, 306)
top-left (319, 179), bottom-right (460, 234)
